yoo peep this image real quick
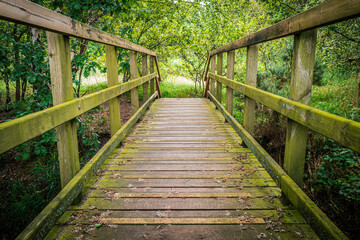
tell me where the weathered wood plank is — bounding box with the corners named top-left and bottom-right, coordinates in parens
top-left (106, 45), bottom-right (121, 136)
top-left (130, 50), bottom-right (139, 114)
top-left (0, 72), bottom-right (156, 154)
top-left (210, 55), bottom-right (216, 95)
top-left (142, 53), bottom-right (149, 101)
top-left (210, 0), bottom-right (360, 56)
top-left (47, 32), bottom-right (79, 188)
top-left (216, 53), bottom-right (223, 102)
top-left (0, 0), bottom-right (156, 56)
top-left (208, 73), bottom-right (360, 152)
top-left (150, 56), bottom-right (155, 95)
top-left (226, 50), bottom-right (235, 114)
top-left (243, 44), bottom-right (258, 135)
top-left (16, 92), bottom-right (158, 240)
top-left (284, 30), bottom-right (317, 186)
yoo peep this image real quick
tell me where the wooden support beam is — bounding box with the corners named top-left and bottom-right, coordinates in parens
top-left (210, 55), bottom-right (216, 95)
top-left (243, 45), bottom-right (258, 135)
top-left (202, 56), bottom-right (211, 97)
top-left (284, 30), bottom-right (317, 187)
top-left (130, 50), bottom-right (139, 114)
top-left (210, 0), bottom-right (360, 56)
top-left (216, 53), bottom-right (223, 102)
top-left (208, 72), bottom-right (360, 153)
top-left (142, 54), bottom-right (149, 101)
top-left (149, 56), bottom-right (155, 95)
top-left (46, 32), bottom-right (79, 188)
top-left (155, 56), bottom-right (162, 82)
top-left (226, 50), bottom-right (235, 114)
top-left (106, 45), bottom-right (121, 137)
top-left (155, 77), bottom-right (162, 98)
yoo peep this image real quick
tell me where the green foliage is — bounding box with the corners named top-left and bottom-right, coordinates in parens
top-left (160, 79), bottom-right (202, 98)
top-left (312, 140), bottom-right (360, 201)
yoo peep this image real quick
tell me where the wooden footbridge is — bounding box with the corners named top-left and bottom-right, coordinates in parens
top-left (0, 0), bottom-right (359, 239)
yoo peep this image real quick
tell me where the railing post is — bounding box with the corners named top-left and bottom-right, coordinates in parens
top-left (243, 45), bottom-right (259, 135)
top-left (46, 32), bottom-right (79, 188)
top-left (284, 30), bottom-right (317, 187)
top-left (106, 45), bottom-right (121, 136)
top-left (226, 50), bottom-right (235, 114)
top-left (130, 50), bottom-right (139, 114)
top-left (210, 55), bottom-right (216, 95)
top-left (216, 53), bottom-right (223, 102)
top-left (150, 56), bottom-right (155, 95)
top-left (142, 53), bottom-right (149, 101)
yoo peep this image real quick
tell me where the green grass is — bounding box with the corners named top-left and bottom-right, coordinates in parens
top-left (160, 80), bottom-right (202, 98)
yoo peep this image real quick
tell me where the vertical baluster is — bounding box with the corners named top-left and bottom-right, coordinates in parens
top-left (142, 53), bottom-right (149, 101)
top-left (210, 55), bottom-right (216, 95)
top-left (243, 45), bottom-right (259, 135)
top-left (47, 32), bottom-right (79, 188)
top-left (216, 53), bottom-right (223, 102)
top-left (106, 45), bottom-right (121, 136)
top-left (226, 50), bottom-right (235, 114)
top-left (130, 50), bottom-right (139, 114)
top-left (150, 56), bottom-right (155, 95)
top-left (284, 30), bottom-right (317, 187)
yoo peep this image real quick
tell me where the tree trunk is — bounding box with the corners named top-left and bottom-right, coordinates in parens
top-left (5, 77), bottom-right (11, 110)
top-left (21, 77), bottom-right (27, 100)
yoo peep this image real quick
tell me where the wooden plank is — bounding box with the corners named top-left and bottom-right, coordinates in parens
top-left (16, 92), bottom-right (158, 240)
top-left (208, 73), bottom-right (360, 152)
top-left (154, 56), bottom-right (162, 82)
top-left (46, 224), bottom-right (319, 240)
top-left (46, 32), bottom-right (79, 188)
top-left (202, 55), bottom-right (211, 97)
top-left (101, 217), bottom-right (265, 225)
top-left (216, 53), bottom-right (223, 102)
top-left (210, 0), bottom-right (360, 56)
top-left (243, 44), bottom-right (258, 135)
top-left (207, 91), bottom-right (348, 240)
top-left (130, 50), bottom-right (139, 114)
top-left (0, 0), bottom-right (156, 56)
top-left (226, 50), bottom-right (235, 114)
top-left (0, 72), bottom-right (156, 154)
top-left (149, 56), bottom-right (155, 95)
top-left (284, 30), bottom-right (317, 186)
top-left (155, 76), bottom-right (162, 98)
top-left (111, 193), bottom-right (252, 198)
top-left (142, 53), bottom-right (149, 101)
top-left (106, 45), bottom-right (121, 136)
top-left (75, 197), bottom-right (285, 210)
top-left (210, 55), bottom-right (216, 95)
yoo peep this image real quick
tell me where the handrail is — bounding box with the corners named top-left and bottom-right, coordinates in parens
top-left (0, 0), bottom-right (156, 56)
top-left (210, 0), bottom-right (360, 56)
top-left (0, 73), bottom-right (156, 155)
top-left (207, 91), bottom-right (348, 240)
top-left (16, 92), bottom-right (159, 240)
top-left (209, 72), bottom-right (360, 153)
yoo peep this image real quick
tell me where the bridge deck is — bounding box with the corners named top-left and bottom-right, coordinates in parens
top-left (46, 98), bottom-right (319, 239)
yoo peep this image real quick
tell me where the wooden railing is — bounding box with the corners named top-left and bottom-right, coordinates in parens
top-left (0, 1), bottom-right (161, 238)
top-left (203, 0), bottom-right (360, 239)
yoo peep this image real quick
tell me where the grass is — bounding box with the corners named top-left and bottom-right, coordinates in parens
top-left (160, 79), bottom-right (202, 98)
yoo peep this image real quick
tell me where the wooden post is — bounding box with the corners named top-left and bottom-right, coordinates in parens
top-left (210, 55), bottom-right (216, 95)
top-left (47, 32), bottom-right (79, 188)
top-left (150, 56), bottom-right (155, 95)
top-left (106, 45), bottom-right (121, 136)
top-left (226, 50), bottom-right (235, 114)
top-left (130, 50), bottom-right (139, 114)
top-left (216, 53), bottom-right (223, 102)
top-left (284, 30), bottom-right (317, 187)
top-left (243, 45), bottom-right (259, 135)
top-left (142, 53), bottom-right (149, 101)
top-left (154, 56), bottom-right (162, 82)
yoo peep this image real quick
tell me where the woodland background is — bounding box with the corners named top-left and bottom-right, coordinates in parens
top-left (0, 0), bottom-right (359, 239)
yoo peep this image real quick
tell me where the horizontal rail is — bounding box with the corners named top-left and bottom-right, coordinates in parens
top-left (0, 73), bottom-right (157, 154)
top-left (209, 73), bottom-right (360, 152)
top-left (210, 0), bottom-right (360, 56)
top-left (16, 91), bottom-right (158, 240)
top-left (207, 91), bottom-right (347, 240)
top-left (0, 0), bottom-right (156, 56)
